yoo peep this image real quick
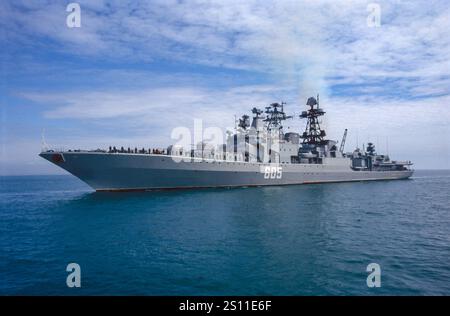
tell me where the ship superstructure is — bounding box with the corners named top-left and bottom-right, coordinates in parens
top-left (40, 96), bottom-right (413, 191)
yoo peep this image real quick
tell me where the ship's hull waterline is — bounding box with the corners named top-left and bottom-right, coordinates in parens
top-left (40, 152), bottom-right (413, 191)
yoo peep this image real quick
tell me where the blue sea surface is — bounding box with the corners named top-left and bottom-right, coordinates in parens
top-left (0, 170), bottom-right (449, 295)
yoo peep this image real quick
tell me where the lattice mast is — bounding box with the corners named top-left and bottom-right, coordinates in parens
top-left (299, 95), bottom-right (327, 145)
top-left (263, 102), bottom-right (292, 136)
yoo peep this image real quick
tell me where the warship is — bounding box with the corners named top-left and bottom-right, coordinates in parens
top-left (40, 96), bottom-right (413, 191)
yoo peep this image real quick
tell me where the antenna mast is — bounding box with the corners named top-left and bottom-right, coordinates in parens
top-left (299, 96), bottom-right (327, 145)
top-left (238, 114), bottom-right (250, 130)
top-left (263, 102), bottom-right (292, 134)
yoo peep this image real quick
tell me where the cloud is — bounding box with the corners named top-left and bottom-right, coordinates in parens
top-left (18, 75), bottom-right (449, 137)
top-left (21, 84), bottom-right (295, 128)
top-left (4, 1), bottom-right (449, 86)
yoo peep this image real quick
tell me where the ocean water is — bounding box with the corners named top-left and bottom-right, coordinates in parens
top-left (0, 170), bottom-right (449, 295)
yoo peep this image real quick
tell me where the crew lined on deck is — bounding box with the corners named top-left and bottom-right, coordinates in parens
top-left (107, 146), bottom-right (165, 155)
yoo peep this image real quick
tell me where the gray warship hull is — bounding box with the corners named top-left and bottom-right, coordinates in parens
top-left (40, 152), bottom-right (413, 191)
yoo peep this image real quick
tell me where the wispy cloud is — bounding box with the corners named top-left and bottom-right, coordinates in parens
top-left (21, 85), bottom-right (295, 128)
top-left (4, 1), bottom-right (450, 90)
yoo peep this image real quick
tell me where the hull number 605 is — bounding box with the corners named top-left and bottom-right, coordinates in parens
top-left (263, 166), bottom-right (282, 179)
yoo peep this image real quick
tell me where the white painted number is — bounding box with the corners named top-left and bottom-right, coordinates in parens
top-left (276, 167), bottom-right (282, 179)
top-left (264, 166), bottom-right (282, 179)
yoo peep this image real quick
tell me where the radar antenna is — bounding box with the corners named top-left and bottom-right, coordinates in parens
top-left (366, 142), bottom-right (376, 156)
top-left (263, 102), bottom-right (292, 132)
top-left (238, 114), bottom-right (250, 130)
top-left (251, 107), bottom-right (263, 117)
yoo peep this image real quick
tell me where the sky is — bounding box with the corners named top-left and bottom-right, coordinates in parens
top-left (1, 0), bottom-right (449, 175)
